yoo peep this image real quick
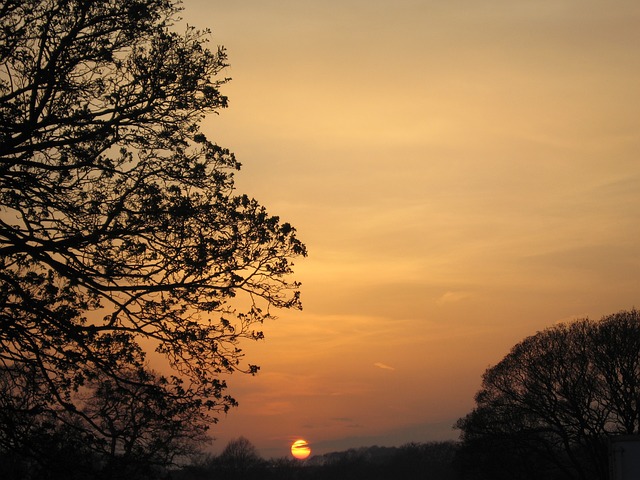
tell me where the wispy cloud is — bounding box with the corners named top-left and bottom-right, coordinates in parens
top-left (374, 362), bottom-right (396, 371)
top-left (437, 291), bottom-right (472, 305)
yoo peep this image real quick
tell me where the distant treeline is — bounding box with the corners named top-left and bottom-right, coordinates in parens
top-left (176, 440), bottom-right (460, 480)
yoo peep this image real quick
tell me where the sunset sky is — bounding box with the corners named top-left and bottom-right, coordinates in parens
top-left (182, 0), bottom-right (640, 458)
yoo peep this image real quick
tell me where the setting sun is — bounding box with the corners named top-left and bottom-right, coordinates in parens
top-left (291, 439), bottom-right (311, 460)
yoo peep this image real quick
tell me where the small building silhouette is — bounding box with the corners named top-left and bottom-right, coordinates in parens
top-left (610, 435), bottom-right (640, 480)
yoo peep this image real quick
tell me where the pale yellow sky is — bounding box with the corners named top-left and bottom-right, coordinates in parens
top-left (182, 0), bottom-right (640, 457)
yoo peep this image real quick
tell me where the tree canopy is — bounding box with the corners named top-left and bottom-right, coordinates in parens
top-left (456, 309), bottom-right (640, 480)
top-left (0, 0), bottom-right (306, 470)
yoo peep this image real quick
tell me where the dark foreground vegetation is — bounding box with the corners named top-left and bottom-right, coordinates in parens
top-left (177, 441), bottom-right (460, 480)
top-left (456, 309), bottom-right (640, 480)
top-left (0, 436), bottom-right (460, 480)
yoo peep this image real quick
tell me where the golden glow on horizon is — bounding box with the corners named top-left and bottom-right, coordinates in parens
top-left (291, 439), bottom-right (311, 460)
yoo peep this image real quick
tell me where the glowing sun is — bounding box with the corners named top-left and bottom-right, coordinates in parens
top-left (291, 439), bottom-right (311, 460)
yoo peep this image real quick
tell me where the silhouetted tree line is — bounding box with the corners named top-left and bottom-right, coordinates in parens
top-left (309, 441), bottom-right (460, 480)
top-left (174, 438), bottom-right (460, 480)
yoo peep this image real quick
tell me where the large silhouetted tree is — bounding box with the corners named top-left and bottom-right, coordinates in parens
top-left (0, 0), bottom-right (306, 469)
top-left (456, 309), bottom-right (640, 480)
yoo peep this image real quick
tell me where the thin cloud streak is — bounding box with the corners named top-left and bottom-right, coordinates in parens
top-left (374, 362), bottom-right (396, 371)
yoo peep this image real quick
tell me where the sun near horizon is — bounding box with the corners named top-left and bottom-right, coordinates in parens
top-left (291, 439), bottom-right (311, 460)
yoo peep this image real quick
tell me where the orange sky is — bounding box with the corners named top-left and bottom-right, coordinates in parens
top-left (181, 0), bottom-right (640, 458)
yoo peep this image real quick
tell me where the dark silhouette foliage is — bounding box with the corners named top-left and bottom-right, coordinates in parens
top-left (0, 364), bottom-right (210, 479)
top-left (0, 0), bottom-right (305, 476)
top-left (216, 436), bottom-right (264, 480)
top-left (455, 309), bottom-right (640, 480)
top-left (173, 441), bottom-right (460, 480)
top-left (312, 442), bottom-right (459, 480)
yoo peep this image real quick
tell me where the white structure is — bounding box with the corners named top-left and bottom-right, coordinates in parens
top-left (610, 436), bottom-right (640, 480)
